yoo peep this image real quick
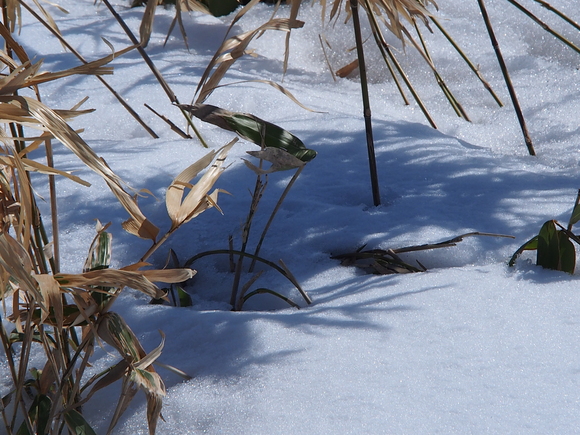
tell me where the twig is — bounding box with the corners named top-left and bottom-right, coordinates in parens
top-left (144, 104), bottom-right (192, 139)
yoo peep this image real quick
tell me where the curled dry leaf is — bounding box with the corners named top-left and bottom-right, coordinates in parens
top-left (166, 139), bottom-right (235, 231)
top-left (194, 0), bottom-right (304, 104)
top-left (243, 147), bottom-right (305, 175)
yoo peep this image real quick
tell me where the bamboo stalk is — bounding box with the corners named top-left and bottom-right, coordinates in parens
top-left (477, 0), bottom-right (536, 156)
top-left (351, 0), bottom-right (381, 207)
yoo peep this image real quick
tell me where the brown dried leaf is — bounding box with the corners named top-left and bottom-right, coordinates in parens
top-left (55, 269), bottom-right (165, 300)
top-left (166, 140), bottom-right (235, 230)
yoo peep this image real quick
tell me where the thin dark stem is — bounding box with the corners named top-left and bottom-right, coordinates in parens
top-left (249, 166), bottom-right (304, 272)
top-left (430, 16), bottom-right (504, 107)
top-left (350, 0), bottom-right (381, 206)
top-left (100, 0), bottom-right (209, 146)
top-left (477, 0), bottom-right (536, 156)
top-left (532, 0), bottom-right (580, 32)
top-left (505, 0), bottom-right (580, 55)
top-left (230, 176), bottom-right (266, 308)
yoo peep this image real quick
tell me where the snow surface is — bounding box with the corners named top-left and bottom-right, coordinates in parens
top-left (10, 0), bottom-right (580, 433)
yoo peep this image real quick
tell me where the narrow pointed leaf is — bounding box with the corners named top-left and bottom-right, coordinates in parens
top-left (64, 409), bottom-right (98, 435)
top-left (181, 103), bottom-right (316, 162)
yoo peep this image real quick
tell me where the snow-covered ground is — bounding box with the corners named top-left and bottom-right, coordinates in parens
top-left (9, 0), bottom-right (580, 433)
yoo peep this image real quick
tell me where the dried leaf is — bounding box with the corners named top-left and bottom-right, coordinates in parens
top-left (166, 140), bottom-right (235, 230)
top-left (243, 147), bottom-right (305, 175)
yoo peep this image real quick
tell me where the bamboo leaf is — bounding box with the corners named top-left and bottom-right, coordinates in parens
top-left (508, 235), bottom-right (538, 267)
top-left (537, 220), bottom-right (576, 273)
top-left (177, 286), bottom-right (193, 307)
top-left (166, 139), bottom-right (234, 230)
top-left (64, 409), bottom-right (98, 435)
top-left (569, 192), bottom-right (580, 228)
top-left (55, 269), bottom-right (166, 300)
top-left (181, 103), bottom-right (316, 162)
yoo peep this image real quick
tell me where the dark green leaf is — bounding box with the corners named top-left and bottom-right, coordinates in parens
top-left (537, 220), bottom-right (559, 270)
top-left (508, 235), bottom-right (538, 267)
top-left (243, 288), bottom-right (300, 309)
top-left (180, 103), bottom-right (316, 162)
top-left (558, 230), bottom-right (576, 273)
top-left (64, 409), bottom-right (98, 435)
top-left (537, 220), bottom-right (576, 273)
top-left (201, 0), bottom-right (240, 16)
top-left (177, 286), bottom-right (192, 307)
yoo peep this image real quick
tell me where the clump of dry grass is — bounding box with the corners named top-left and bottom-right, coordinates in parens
top-left (0, 2), bottom-right (237, 433)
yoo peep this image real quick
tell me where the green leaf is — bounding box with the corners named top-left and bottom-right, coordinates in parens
top-left (569, 199), bottom-right (580, 228)
top-left (508, 235), bottom-right (538, 267)
top-left (537, 220), bottom-right (559, 270)
top-left (537, 220), bottom-right (575, 273)
top-left (16, 395), bottom-right (52, 435)
top-left (64, 409), bottom-right (98, 435)
top-left (180, 103), bottom-right (317, 163)
top-left (177, 286), bottom-right (192, 307)
top-left (227, 113), bottom-right (316, 162)
top-left (558, 230), bottom-right (576, 273)
top-left (201, 0), bottom-right (240, 17)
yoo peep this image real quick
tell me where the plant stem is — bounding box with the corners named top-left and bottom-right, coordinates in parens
top-left (230, 176), bottom-right (266, 308)
top-left (350, 0), bottom-right (381, 206)
top-left (532, 0), bottom-right (580, 32)
top-left (249, 166), bottom-right (303, 272)
top-left (477, 0), bottom-right (536, 156)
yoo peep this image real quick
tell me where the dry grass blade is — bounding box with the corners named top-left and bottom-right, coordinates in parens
top-left (244, 147), bottom-right (305, 175)
top-left (139, 0), bottom-right (157, 48)
top-left (0, 22), bottom-right (30, 64)
top-left (0, 233), bottom-right (41, 303)
top-left (207, 79), bottom-right (321, 113)
top-left (195, 5), bottom-right (304, 103)
top-left (137, 268), bottom-right (196, 283)
top-left (55, 269), bottom-right (170, 300)
top-left (3, 0), bottom-right (21, 33)
top-left (33, 274), bottom-right (63, 328)
top-left (0, 95), bottom-right (160, 241)
top-left (97, 312), bottom-right (166, 435)
top-left (107, 377), bottom-right (138, 435)
top-left (0, 155), bottom-right (90, 186)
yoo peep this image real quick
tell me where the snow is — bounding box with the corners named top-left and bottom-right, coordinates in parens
top-left (10, 0), bottom-right (580, 433)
